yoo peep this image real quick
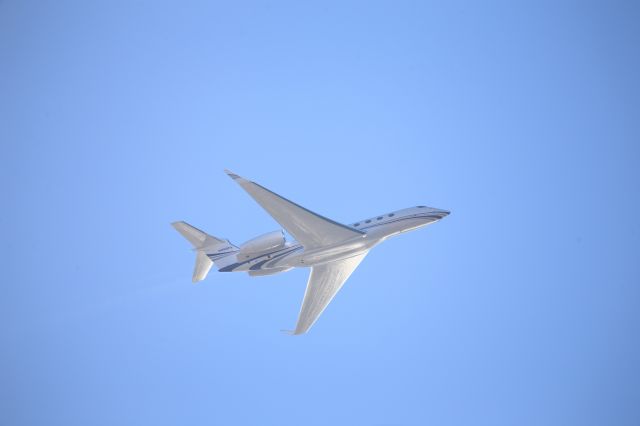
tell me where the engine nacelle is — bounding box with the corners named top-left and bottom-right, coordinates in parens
top-left (239, 230), bottom-right (286, 258)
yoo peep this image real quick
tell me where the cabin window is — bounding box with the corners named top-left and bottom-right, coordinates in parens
top-left (377, 216), bottom-right (383, 220)
top-left (365, 219), bottom-right (371, 223)
top-left (354, 223), bottom-right (360, 227)
top-left (389, 213), bottom-right (395, 217)
top-left (417, 206), bottom-right (426, 208)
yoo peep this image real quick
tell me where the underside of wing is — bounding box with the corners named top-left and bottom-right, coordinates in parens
top-left (225, 170), bottom-right (364, 249)
top-left (294, 251), bottom-right (368, 335)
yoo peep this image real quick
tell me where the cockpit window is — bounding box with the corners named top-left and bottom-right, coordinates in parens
top-left (417, 206), bottom-right (426, 208)
top-left (376, 216), bottom-right (383, 220)
top-left (388, 213), bottom-right (395, 217)
top-left (365, 219), bottom-right (371, 223)
top-left (354, 223), bottom-right (360, 227)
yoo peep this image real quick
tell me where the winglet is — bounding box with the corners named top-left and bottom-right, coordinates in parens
top-left (224, 169), bottom-right (241, 180)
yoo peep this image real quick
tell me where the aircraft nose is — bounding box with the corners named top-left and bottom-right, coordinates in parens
top-left (432, 208), bottom-right (450, 219)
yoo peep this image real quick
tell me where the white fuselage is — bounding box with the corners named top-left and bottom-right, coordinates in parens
top-left (218, 206), bottom-right (449, 273)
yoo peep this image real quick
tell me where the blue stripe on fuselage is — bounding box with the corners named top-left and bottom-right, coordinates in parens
top-left (218, 244), bottom-right (302, 272)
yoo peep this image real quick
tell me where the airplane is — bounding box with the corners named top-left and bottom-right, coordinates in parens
top-left (172, 170), bottom-right (449, 335)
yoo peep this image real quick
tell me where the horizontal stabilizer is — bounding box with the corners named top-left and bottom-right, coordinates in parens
top-left (193, 251), bottom-right (214, 283)
top-left (172, 221), bottom-right (225, 250)
top-left (172, 221), bottom-right (239, 282)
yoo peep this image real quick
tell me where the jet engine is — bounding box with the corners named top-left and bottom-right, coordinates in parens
top-left (238, 230), bottom-right (286, 258)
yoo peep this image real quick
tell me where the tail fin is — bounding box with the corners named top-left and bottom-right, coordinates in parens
top-left (171, 221), bottom-right (239, 282)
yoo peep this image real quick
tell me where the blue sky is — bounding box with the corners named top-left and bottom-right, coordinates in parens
top-left (2, 1), bottom-right (639, 425)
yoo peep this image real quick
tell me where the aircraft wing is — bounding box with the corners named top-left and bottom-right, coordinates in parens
top-left (225, 170), bottom-right (364, 249)
top-left (293, 251), bottom-right (368, 335)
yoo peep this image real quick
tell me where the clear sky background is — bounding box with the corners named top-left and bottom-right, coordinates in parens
top-left (2, 1), bottom-right (639, 425)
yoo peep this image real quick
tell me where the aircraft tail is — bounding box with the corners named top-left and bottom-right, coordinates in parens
top-left (171, 221), bottom-right (239, 282)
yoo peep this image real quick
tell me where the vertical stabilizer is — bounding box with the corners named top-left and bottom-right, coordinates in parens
top-left (171, 221), bottom-right (238, 282)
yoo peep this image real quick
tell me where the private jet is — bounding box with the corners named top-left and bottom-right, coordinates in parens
top-left (172, 170), bottom-right (449, 335)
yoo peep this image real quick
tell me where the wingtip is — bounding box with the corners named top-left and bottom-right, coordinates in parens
top-left (280, 329), bottom-right (306, 336)
top-left (223, 169), bottom-right (241, 180)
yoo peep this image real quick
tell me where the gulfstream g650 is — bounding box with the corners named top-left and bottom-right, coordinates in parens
top-left (172, 170), bottom-right (449, 335)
